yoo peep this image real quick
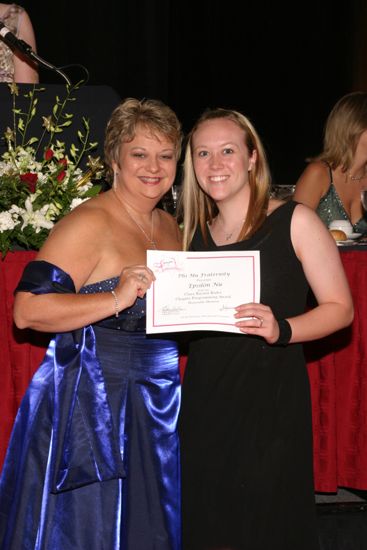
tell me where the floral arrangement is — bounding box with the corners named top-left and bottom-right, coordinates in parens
top-left (0, 82), bottom-right (104, 258)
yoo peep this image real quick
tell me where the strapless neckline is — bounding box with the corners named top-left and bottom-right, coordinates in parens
top-left (79, 276), bottom-right (146, 332)
top-left (80, 276), bottom-right (120, 293)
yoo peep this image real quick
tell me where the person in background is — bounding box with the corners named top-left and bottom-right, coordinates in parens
top-left (0, 3), bottom-right (38, 83)
top-left (178, 107), bottom-right (353, 550)
top-left (0, 98), bottom-right (182, 549)
top-left (293, 91), bottom-right (367, 235)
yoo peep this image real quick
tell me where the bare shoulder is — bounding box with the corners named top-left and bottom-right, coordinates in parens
top-left (48, 195), bottom-right (109, 239)
top-left (157, 208), bottom-right (178, 230)
top-left (296, 161), bottom-right (330, 188)
top-left (291, 201), bottom-right (324, 227)
top-left (0, 3), bottom-right (10, 16)
top-left (290, 202), bottom-right (335, 256)
top-left (36, 195), bottom-right (111, 281)
top-left (156, 207), bottom-right (182, 248)
top-left (291, 202), bottom-right (331, 244)
top-left (18, 7), bottom-right (37, 44)
top-left (293, 161), bottom-right (330, 208)
top-left (156, 207), bottom-right (178, 226)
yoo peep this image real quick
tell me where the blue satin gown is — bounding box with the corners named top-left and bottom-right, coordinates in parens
top-left (0, 261), bottom-right (181, 550)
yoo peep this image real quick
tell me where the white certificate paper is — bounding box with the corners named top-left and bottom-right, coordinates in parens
top-left (146, 250), bottom-right (260, 334)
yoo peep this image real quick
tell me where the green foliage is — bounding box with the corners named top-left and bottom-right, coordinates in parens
top-left (0, 82), bottom-right (105, 258)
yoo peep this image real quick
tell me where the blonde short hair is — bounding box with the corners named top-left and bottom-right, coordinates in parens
top-left (104, 97), bottom-right (182, 182)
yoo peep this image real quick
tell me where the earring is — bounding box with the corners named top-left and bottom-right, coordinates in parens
top-left (113, 172), bottom-right (119, 188)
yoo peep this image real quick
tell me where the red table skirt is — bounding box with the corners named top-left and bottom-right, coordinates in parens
top-left (0, 252), bottom-right (49, 469)
top-left (1, 249), bottom-right (367, 493)
top-left (305, 249), bottom-right (367, 492)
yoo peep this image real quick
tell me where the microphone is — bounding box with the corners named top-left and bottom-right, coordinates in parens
top-left (0, 21), bottom-right (72, 86)
top-left (0, 21), bottom-right (34, 56)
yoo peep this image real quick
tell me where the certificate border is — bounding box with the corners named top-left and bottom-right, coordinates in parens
top-left (150, 253), bottom-right (258, 329)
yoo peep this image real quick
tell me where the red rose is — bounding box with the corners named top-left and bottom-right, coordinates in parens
top-left (58, 158), bottom-right (67, 167)
top-left (20, 172), bottom-right (38, 193)
top-left (44, 148), bottom-right (54, 161)
top-left (57, 170), bottom-right (66, 182)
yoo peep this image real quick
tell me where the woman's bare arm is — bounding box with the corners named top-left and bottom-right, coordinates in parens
top-left (234, 204), bottom-right (353, 343)
top-left (13, 207), bottom-right (154, 332)
top-left (293, 161), bottom-right (330, 210)
top-left (13, 9), bottom-right (39, 83)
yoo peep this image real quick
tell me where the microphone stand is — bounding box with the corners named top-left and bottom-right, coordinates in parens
top-left (27, 49), bottom-right (72, 87)
top-left (14, 39), bottom-right (72, 87)
top-left (0, 28), bottom-right (72, 86)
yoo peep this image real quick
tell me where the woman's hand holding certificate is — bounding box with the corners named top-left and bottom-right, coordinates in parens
top-left (146, 250), bottom-right (260, 334)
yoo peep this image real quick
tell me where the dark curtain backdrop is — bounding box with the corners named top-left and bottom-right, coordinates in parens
top-left (19, 0), bottom-right (364, 185)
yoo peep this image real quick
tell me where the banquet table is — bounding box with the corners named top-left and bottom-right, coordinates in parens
top-left (305, 243), bottom-right (367, 492)
top-left (0, 251), bottom-right (49, 469)
top-left (1, 247), bottom-right (367, 494)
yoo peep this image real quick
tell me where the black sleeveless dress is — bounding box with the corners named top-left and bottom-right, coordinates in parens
top-left (179, 201), bottom-right (320, 550)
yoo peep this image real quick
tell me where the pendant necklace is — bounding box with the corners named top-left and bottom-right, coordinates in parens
top-left (217, 216), bottom-right (245, 241)
top-left (348, 168), bottom-right (367, 181)
top-left (114, 190), bottom-right (157, 249)
top-left (224, 230), bottom-right (235, 241)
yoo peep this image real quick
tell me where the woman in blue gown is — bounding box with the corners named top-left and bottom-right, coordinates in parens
top-left (0, 98), bottom-right (183, 549)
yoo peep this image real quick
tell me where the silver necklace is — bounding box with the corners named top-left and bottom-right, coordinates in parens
top-left (216, 217), bottom-right (245, 241)
top-left (348, 169), bottom-right (367, 181)
top-left (224, 230), bottom-right (236, 241)
top-left (114, 190), bottom-right (157, 249)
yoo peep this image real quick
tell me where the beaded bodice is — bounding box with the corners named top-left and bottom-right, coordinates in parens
top-left (317, 183), bottom-right (367, 234)
top-left (80, 277), bottom-right (146, 332)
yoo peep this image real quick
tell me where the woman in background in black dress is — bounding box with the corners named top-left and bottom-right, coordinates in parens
top-left (178, 108), bottom-right (353, 550)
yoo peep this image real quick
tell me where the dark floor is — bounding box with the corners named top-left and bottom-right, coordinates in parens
top-left (317, 489), bottom-right (367, 550)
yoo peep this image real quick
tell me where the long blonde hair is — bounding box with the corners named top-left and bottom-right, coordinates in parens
top-left (311, 91), bottom-right (367, 171)
top-left (178, 108), bottom-right (271, 250)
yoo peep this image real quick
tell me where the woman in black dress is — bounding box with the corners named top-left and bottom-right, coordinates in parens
top-left (178, 108), bottom-right (353, 550)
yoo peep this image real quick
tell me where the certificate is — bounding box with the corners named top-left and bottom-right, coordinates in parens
top-left (146, 249), bottom-right (260, 334)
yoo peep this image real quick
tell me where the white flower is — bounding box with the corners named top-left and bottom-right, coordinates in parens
top-left (77, 181), bottom-right (94, 194)
top-left (0, 84), bottom-right (103, 256)
top-left (44, 203), bottom-right (61, 220)
top-left (9, 204), bottom-right (23, 218)
top-left (36, 172), bottom-right (48, 185)
top-left (70, 197), bottom-right (89, 210)
top-left (0, 210), bottom-right (19, 231)
top-left (15, 148), bottom-right (41, 173)
top-left (20, 197), bottom-right (54, 233)
top-left (0, 160), bottom-right (12, 176)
